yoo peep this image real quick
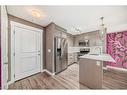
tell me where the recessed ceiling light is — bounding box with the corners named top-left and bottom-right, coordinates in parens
top-left (32, 10), bottom-right (41, 18)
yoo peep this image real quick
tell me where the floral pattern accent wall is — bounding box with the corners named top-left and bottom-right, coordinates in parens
top-left (106, 31), bottom-right (127, 69)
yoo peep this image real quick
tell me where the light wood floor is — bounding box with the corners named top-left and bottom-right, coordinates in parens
top-left (8, 64), bottom-right (127, 89)
top-left (103, 69), bottom-right (127, 89)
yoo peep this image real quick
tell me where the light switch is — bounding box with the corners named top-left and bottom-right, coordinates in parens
top-left (96, 61), bottom-right (100, 66)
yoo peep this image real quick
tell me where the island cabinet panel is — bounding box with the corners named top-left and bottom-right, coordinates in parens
top-left (79, 58), bottom-right (103, 89)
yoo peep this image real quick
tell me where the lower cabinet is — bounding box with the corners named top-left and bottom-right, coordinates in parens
top-left (68, 53), bottom-right (74, 66)
top-left (79, 58), bottom-right (103, 89)
top-left (73, 53), bottom-right (78, 62)
top-left (68, 53), bottom-right (78, 65)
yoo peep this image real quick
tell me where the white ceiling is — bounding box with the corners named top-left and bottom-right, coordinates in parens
top-left (7, 6), bottom-right (127, 35)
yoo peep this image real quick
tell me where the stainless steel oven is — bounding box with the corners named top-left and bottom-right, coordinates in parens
top-left (80, 48), bottom-right (90, 55)
top-left (77, 48), bottom-right (90, 62)
top-left (79, 48), bottom-right (90, 56)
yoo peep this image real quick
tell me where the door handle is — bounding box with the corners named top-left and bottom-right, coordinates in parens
top-left (38, 54), bottom-right (40, 55)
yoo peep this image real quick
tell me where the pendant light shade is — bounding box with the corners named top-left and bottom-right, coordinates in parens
top-left (99, 17), bottom-right (107, 54)
top-left (99, 17), bottom-right (107, 41)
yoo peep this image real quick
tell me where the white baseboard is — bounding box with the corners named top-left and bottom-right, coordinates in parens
top-left (7, 80), bottom-right (15, 89)
top-left (7, 69), bottom-right (54, 87)
top-left (42, 69), bottom-right (55, 76)
top-left (2, 84), bottom-right (8, 90)
top-left (107, 66), bottom-right (127, 72)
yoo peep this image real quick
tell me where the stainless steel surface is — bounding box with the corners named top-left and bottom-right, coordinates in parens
top-left (79, 40), bottom-right (89, 46)
top-left (79, 48), bottom-right (90, 55)
top-left (77, 48), bottom-right (90, 61)
top-left (54, 37), bottom-right (68, 74)
top-left (89, 54), bottom-right (100, 55)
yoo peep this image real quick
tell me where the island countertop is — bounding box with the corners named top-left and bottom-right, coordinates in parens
top-left (79, 54), bottom-right (116, 63)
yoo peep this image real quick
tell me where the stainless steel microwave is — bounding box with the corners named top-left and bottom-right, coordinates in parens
top-left (79, 40), bottom-right (89, 46)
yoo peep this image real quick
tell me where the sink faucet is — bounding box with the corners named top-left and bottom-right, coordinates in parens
top-left (95, 46), bottom-right (102, 55)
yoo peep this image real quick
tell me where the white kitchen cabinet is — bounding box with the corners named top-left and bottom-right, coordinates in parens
top-left (68, 53), bottom-right (78, 65)
top-left (67, 35), bottom-right (75, 65)
top-left (68, 53), bottom-right (74, 65)
top-left (62, 32), bottom-right (67, 39)
top-left (54, 30), bottom-right (62, 37)
top-left (67, 35), bottom-right (74, 47)
top-left (67, 35), bottom-right (78, 65)
top-left (73, 53), bottom-right (78, 62)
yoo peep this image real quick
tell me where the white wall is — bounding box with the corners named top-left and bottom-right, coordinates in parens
top-left (1, 5), bottom-right (8, 89)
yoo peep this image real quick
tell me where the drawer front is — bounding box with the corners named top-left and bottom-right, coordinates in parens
top-left (68, 53), bottom-right (74, 65)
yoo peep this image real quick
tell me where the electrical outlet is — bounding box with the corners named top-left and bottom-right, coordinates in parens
top-left (96, 61), bottom-right (100, 66)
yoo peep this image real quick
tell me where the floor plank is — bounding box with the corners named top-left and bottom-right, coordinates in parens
top-left (8, 64), bottom-right (127, 89)
top-left (103, 69), bottom-right (127, 89)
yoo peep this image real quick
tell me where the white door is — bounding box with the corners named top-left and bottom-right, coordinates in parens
top-left (14, 26), bottom-right (41, 81)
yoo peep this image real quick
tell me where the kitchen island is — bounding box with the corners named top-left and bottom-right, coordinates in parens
top-left (79, 54), bottom-right (116, 89)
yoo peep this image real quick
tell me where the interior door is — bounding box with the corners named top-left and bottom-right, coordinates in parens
top-left (14, 26), bottom-right (41, 81)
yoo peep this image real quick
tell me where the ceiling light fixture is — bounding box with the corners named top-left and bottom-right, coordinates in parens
top-left (99, 17), bottom-right (107, 40)
top-left (99, 17), bottom-right (107, 54)
top-left (32, 10), bottom-right (41, 18)
top-left (73, 26), bottom-right (82, 33)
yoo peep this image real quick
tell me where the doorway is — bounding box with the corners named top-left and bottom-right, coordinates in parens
top-left (11, 21), bottom-right (43, 81)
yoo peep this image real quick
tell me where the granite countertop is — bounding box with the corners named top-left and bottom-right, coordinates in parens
top-left (79, 54), bottom-right (116, 63)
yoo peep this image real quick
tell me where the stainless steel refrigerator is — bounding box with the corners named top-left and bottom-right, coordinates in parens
top-left (54, 37), bottom-right (68, 74)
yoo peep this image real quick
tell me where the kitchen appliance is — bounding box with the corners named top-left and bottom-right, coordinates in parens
top-left (54, 37), bottom-right (68, 74)
top-left (77, 48), bottom-right (90, 61)
top-left (78, 48), bottom-right (90, 56)
top-left (79, 40), bottom-right (89, 46)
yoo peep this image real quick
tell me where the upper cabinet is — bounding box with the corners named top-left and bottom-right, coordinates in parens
top-left (67, 34), bottom-right (74, 47)
top-left (61, 32), bottom-right (67, 39)
top-left (74, 31), bottom-right (101, 47)
top-left (54, 24), bottom-right (67, 38)
top-left (54, 29), bottom-right (62, 37)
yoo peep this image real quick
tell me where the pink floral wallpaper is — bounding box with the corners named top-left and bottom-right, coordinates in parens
top-left (106, 31), bottom-right (127, 69)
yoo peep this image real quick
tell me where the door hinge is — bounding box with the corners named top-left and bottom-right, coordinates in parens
top-left (14, 74), bottom-right (15, 78)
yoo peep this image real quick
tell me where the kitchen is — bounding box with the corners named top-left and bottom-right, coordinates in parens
top-left (1, 6), bottom-right (127, 89)
top-left (45, 22), bottom-right (104, 74)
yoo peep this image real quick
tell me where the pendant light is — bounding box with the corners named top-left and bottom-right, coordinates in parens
top-left (99, 17), bottom-right (107, 54)
top-left (99, 17), bottom-right (107, 41)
